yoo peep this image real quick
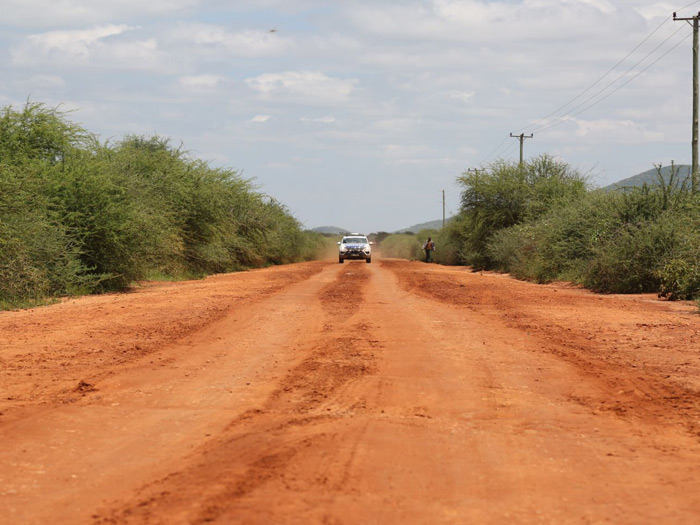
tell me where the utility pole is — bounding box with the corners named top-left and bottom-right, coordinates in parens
top-left (510, 133), bottom-right (533, 167)
top-left (674, 11), bottom-right (700, 194)
top-left (442, 190), bottom-right (445, 228)
top-left (467, 167), bottom-right (485, 175)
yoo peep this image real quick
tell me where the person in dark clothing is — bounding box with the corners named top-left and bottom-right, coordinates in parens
top-left (423, 237), bottom-right (435, 262)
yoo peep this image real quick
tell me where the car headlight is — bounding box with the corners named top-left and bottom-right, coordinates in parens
top-left (340, 246), bottom-right (347, 252)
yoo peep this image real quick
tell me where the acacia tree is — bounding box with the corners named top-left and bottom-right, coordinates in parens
top-left (454, 155), bottom-right (587, 268)
top-left (0, 102), bottom-right (327, 307)
top-left (0, 102), bottom-right (95, 304)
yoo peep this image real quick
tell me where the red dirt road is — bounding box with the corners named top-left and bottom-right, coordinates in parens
top-left (2, 258), bottom-right (700, 524)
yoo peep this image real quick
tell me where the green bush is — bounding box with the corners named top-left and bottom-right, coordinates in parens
top-left (456, 155), bottom-right (587, 268)
top-left (0, 103), bottom-right (96, 303)
top-left (477, 160), bottom-right (700, 299)
top-left (379, 232), bottom-right (425, 260)
top-left (430, 223), bottom-right (462, 265)
top-left (376, 227), bottom-right (461, 264)
top-left (487, 190), bottom-right (618, 282)
top-left (0, 102), bottom-right (330, 308)
top-left (583, 214), bottom-right (676, 293)
top-left (648, 206), bottom-right (700, 300)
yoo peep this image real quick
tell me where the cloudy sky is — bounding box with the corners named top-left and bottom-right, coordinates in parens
top-left (1, 0), bottom-right (697, 232)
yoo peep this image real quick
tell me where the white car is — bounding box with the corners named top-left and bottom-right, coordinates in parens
top-left (337, 234), bottom-right (373, 263)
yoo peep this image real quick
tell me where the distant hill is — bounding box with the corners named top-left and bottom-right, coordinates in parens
top-left (394, 218), bottom-right (452, 233)
top-left (309, 226), bottom-right (349, 235)
top-left (311, 219), bottom-right (454, 236)
top-left (604, 165), bottom-right (692, 191)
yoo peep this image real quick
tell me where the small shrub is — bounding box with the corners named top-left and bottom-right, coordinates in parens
top-left (658, 258), bottom-right (700, 300)
top-left (379, 233), bottom-right (425, 260)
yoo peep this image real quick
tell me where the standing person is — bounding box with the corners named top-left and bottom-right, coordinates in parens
top-left (423, 236), bottom-right (435, 262)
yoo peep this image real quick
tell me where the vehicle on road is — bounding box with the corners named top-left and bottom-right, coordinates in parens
top-left (337, 234), bottom-right (373, 263)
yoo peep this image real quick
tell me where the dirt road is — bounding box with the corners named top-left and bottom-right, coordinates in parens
top-left (2, 258), bottom-right (700, 524)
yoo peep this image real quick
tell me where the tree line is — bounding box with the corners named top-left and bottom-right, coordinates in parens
top-left (0, 102), bottom-right (328, 309)
top-left (380, 155), bottom-right (700, 303)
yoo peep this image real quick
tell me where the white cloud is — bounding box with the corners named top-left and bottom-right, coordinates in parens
top-left (11, 24), bottom-right (165, 70)
top-left (300, 116), bottom-right (336, 123)
top-left (449, 90), bottom-right (476, 104)
top-left (264, 156), bottom-right (323, 169)
top-left (100, 38), bottom-right (163, 69)
top-left (381, 143), bottom-right (434, 163)
top-left (251, 115), bottom-right (272, 123)
top-left (373, 118), bottom-right (422, 133)
top-left (544, 118), bottom-right (666, 144)
top-left (245, 71), bottom-right (358, 104)
top-left (347, 0), bottom-right (632, 45)
top-left (24, 74), bottom-right (67, 90)
top-left (171, 23), bottom-right (291, 57)
top-left (13, 25), bottom-right (132, 62)
top-left (566, 0), bottom-right (616, 14)
top-left (634, 2), bottom-right (673, 21)
top-left (2, 0), bottom-right (201, 28)
top-left (179, 75), bottom-right (223, 89)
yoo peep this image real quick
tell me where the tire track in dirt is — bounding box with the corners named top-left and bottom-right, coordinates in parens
top-left (263, 263), bottom-right (375, 415)
top-left (1, 262), bottom-right (340, 525)
top-left (383, 259), bottom-right (700, 440)
top-left (0, 262), bottom-right (326, 414)
top-left (10, 259), bottom-right (700, 524)
top-left (95, 263), bottom-right (380, 524)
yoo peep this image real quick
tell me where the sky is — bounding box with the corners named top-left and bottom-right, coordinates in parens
top-left (1, 0), bottom-right (698, 233)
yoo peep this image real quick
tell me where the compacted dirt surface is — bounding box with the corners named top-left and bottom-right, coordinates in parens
top-left (2, 258), bottom-right (700, 524)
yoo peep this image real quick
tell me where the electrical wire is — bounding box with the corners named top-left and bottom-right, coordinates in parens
top-left (476, 135), bottom-right (511, 166)
top-left (512, 16), bottom-right (673, 135)
top-left (476, 0), bottom-right (700, 168)
top-left (534, 29), bottom-right (692, 135)
top-left (476, 134), bottom-right (523, 167)
top-left (528, 23), bottom-right (689, 135)
top-left (524, 0), bottom-right (700, 135)
top-left (678, 0), bottom-right (700, 13)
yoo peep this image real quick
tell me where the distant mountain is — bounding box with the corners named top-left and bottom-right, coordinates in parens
top-left (309, 226), bottom-right (349, 235)
top-left (394, 218), bottom-right (451, 233)
top-left (604, 164), bottom-right (692, 191)
top-left (311, 219), bottom-right (453, 236)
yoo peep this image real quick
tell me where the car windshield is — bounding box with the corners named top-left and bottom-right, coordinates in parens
top-left (343, 237), bottom-right (367, 244)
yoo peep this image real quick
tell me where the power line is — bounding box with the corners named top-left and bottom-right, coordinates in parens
top-left (534, 29), bottom-right (691, 135)
top-left (516, 0), bottom-right (700, 134)
top-left (477, 135), bottom-right (510, 166)
top-left (528, 24), bottom-right (688, 135)
top-left (678, 0), bottom-right (700, 13)
top-left (477, 137), bottom-right (519, 167)
top-left (500, 141), bottom-right (519, 159)
top-left (476, 0), bottom-right (700, 168)
top-left (512, 16), bottom-right (674, 135)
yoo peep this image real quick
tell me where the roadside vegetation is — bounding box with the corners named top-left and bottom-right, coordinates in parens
top-left (379, 155), bottom-right (700, 302)
top-left (0, 102), bottom-right (329, 309)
